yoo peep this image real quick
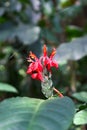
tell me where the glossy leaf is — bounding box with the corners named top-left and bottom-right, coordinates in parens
top-left (0, 83), bottom-right (18, 93)
top-left (54, 36), bottom-right (87, 63)
top-left (72, 92), bottom-right (87, 103)
top-left (74, 109), bottom-right (87, 125)
top-left (0, 97), bottom-right (75, 130)
top-left (0, 25), bottom-right (40, 44)
top-left (59, 4), bottom-right (82, 20)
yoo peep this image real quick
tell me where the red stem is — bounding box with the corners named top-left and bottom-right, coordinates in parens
top-left (53, 87), bottom-right (64, 98)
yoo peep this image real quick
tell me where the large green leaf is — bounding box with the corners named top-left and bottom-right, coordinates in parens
top-left (54, 36), bottom-right (87, 63)
top-left (0, 83), bottom-right (18, 93)
top-left (72, 92), bottom-right (87, 103)
top-left (59, 4), bottom-right (82, 20)
top-left (0, 97), bottom-right (75, 130)
top-left (74, 109), bottom-right (87, 125)
top-left (0, 25), bottom-right (40, 44)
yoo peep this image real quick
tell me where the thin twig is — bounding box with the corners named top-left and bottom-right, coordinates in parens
top-left (53, 87), bottom-right (64, 98)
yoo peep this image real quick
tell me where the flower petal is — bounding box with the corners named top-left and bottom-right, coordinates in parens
top-left (31, 73), bottom-right (38, 79)
top-left (43, 44), bottom-right (47, 56)
top-left (50, 48), bottom-right (56, 59)
top-left (29, 51), bottom-right (38, 60)
top-left (27, 68), bottom-right (32, 74)
top-left (51, 61), bottom-right (58, 68)
top-left (37, 72), bottom-right (43, 81)
top-left (31, 72), bottom-right (43, 81)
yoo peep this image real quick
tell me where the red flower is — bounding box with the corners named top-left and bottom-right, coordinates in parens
top-left (27, 52), bottom-right (43, 81)
top-left (42, 45), bottom-right (58, 71)
top-left (31, 72), bottom-right (43, 81)
top-left (26, 45), bottom-right (63, 98)
top-left (27, 45), bottom-right (58, 81)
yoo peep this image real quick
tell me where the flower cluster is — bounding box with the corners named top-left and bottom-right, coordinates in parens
top-left (27, 45), bottom-right (58, 81)
top-left (27, 44), bottom-right (63, 98)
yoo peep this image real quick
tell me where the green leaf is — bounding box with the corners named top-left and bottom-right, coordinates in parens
top-left (72, 92), bottom-right (87, 103)
top-left (54, 36), bottom-right (87, 63)
top-left (74, 109), bottom-right (87, 125)
top-left (0, 25), bottom-right (40, 44)
top-left (79, 104), bottom-right (87, 111)
top-left (0, 97), bottom-right (75, 130)
top-left (66, 25), bottom-right (83, 39)
top-left (43, 1), bottom-right (53, 16)
top-left (59, 4), bottom-right (82, 20)
top-left (0, 83), bottom-right (18, 93)
top-left (59, 0), bottom-right (75, 8)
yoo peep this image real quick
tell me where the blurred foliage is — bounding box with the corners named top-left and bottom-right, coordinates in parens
top-left (0, 0), bottom-right (87, 130)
